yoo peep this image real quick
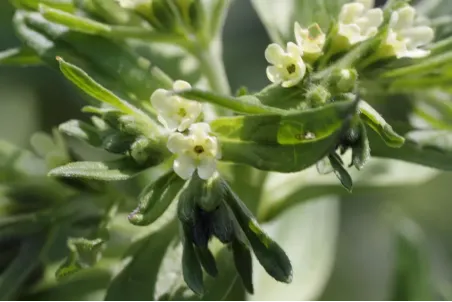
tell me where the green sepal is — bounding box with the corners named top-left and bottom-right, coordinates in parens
top-left (224, 184), bottom-right (292, 283)
top-left (128, 171), bottom-right (186, 226)
top-left (232, 238), bottom-right (254, 294)
top-left (194, 246), bottom-right (218, 278)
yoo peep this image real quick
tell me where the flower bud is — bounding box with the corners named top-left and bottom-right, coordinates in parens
top-left (305, 84), bottom-right (331, 108)
top-left (329, 68), bottom-right (358, 93)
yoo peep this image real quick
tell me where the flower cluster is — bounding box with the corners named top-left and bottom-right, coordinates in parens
top-left (150, 81), bottom-right (221, 180)
top-left (264, 0), bottom-right (434, 88)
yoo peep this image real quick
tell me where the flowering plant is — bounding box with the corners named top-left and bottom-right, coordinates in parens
top-left (1, 0), bottom-right (452, 300)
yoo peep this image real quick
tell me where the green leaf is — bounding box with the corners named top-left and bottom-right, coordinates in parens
top-left (0, 234), bottom-right (47, 300)
top-left (178, 89), bottom-right (286, 114)
top-left (48, 159), bottom-right (142, 181)
top-left (232, 238), bottom-right (254, 294)
top-left (105, 219), bottom-right (178, 300)
top-left (59, 120), bottom-right (102, 146)
top-left (211, 100), bottom-right (356, 145)
top-left (56, 238), bottom-right (104, 280)
top-left (352, 121), bottom-right (371, 170)
top-left (328, 153), bottom-right (353, 192)
top-left (0, 140), bottom-right (47, 180)
top-left (214, 100), bottom-right (357, 172)
top-left (0, 47), bottom-right (42, 66)
top-left (128, 171), bottom-right (186, 226)
top-left (249, 197), bottom-right (339, 301)
top-left (195, 246), bottom-right (218, 278)
top-left (370, 129), bottom-right (452, 170)
top-left (182, 228), bottom-right (204, 296)
top-left (359, 100), bottom-right (405, 148)
top-left (224, 185), bottom-right (292, 284)
top-left (56, 57), bottom-right (142, 116)
top-left (39, 4), bottom-right (111, 34)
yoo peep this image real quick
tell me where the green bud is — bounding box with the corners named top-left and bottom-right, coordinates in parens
top-left (129, 136), bottom-right (151, 164)
top-left (196, 172), bottom-right (226, 212)
top-left (305, 84), bottom-right (331, 108)
top-left (329, 68), bottom-right (358, 93)
top-left (128, 171), bottom-right (185, 226)
top-left (102, 132), bottom-right (136, 154)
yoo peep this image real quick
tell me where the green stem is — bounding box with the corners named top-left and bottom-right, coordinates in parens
top-left (196, 40), bottom-right (231, 95)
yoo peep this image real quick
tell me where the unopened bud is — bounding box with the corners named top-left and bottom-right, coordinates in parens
top-left (329, 68), bottom-right (358, 93)
top-left (305, 84), bottom-right (331, 108)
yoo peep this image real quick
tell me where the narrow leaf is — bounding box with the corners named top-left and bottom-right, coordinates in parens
top-left (182, 229), bottom-right (204, 295)
top-left (225, 184), bottom-right (292, 283)
top-left (232, 238), bottom-right (254, 294)
top-left (359, 100), bottom-right (405, 148)
top-left (39, 4), bottom-right (111, 35)
top-left (56, 57), bottom-right (140, 115)
top-left (328, 153), bottom-right (353, 192)
top-left (178, 89), bottom-right (286, 114)
top-left (59, 120), bottom-right (102, 146)
top-left (128, 172), bottom-right (185, 226)
top-left (194, 246), bottom-right (218, 278)
top-left (0, 47), bottom-right (41, 66)
top-left (48, 159), bottom-right (141, 181)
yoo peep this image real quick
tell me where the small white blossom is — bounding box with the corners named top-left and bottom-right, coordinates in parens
top-left (294, 22), bottom-right (325, 60)
top-left (338, 0), bottom-right (383, 45)
top-left (265, 42), bottom-right (306, 88)
top-left (167, 123), bottom-right (221, 180)
top-left (150, 80), bottom-right (203, 132)
top-left (116, 0), bottom-right (146, 9)
top-left (383, 6), bottom-right (434, 58)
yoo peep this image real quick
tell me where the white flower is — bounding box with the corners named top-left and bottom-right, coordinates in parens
top-left (116, 0), bottom-right (145, 9)
top-left (383, 6), bottom-right (434, 58)
top-left (338, 0), bottom-right (383, 45)
top-left (265, 42), bottom-right (306, 88)
top-left (150, 80), bottom-right (203, 132)
top-left (294, 22), bottom-right (325, 60)
top-left (167, 123), bottom-right (221, 180)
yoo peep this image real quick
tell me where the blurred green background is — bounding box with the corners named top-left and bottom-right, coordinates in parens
top-left (1, 0), bottom-right (452, 300)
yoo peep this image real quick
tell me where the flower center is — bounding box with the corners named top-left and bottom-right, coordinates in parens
top-left (286, 64), bottom-right (296, 74)
top-left (178, 108), bottom-right (187, 117)
top-left (194, 145), bottom-right (204, 154)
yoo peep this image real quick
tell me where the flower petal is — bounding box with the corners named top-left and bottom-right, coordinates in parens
top-left (266, 66), bottom-right (281, 84)
top-left (150, 89), bottom-right (172, 112)
top-left (356, 0), bottom-right (374, 10)
top-left (197, 157), bottom-right (217, 180)
top-left (173, 80), bottom-right (192, 91)
top-left (403, 26), bottom-right (434, 48)
top-left (390, 6), bottom-right (415, 31)
top-left (167, 132), bottom-right (190, 154)
top-left (173, 155), bottom-right (196, 180)
top-left (339, 3), bottom-right (364, 24)
top-left (338, 23), bottom-right (363, 45)
top-left (265, 43), bottom-right (285, 65)
top-left (287, 42), bottom-right (303, 57)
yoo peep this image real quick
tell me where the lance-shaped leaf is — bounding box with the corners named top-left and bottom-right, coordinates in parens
top-left (232, 238), bottom-right (254, 294)
top-left (370, 129), bottom-right (452, 170)
top-left (194, 246), bottom-right (218, 278)
top-left (104, 220), bottom-right (178, 300)
top-left (213, 100), bottom-right (357, 172)
top-left (48, 158), bottom-right (143, 181)
top-left (39, 4), bottom-right (111, 35)
top-left (0, 47), bottom-right (42, 66)
top-left (359, 100), bottom-right (405, 148)
top-left (181, 227), bottom-right (204, 295)
top-left (224, 184), bottom-right (292, 284)
top-left (128, 171), bottom-right (186, 226)
top-left (56, 57), bottom-right (144, 117)
top-left (177, 89), bottom-right (286, 114)
top-left (328, 153), bottom-right (353, 192)
top-left (352, 121), bottom-right (371, 170)
top-left (59, 120), bottom-right (102, 146)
